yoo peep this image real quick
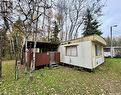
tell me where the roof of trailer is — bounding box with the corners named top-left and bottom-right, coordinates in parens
top-left (61, 35), bottom-right (106, 46)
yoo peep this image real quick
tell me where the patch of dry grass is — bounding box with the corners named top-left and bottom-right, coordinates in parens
top-left (0, 58), bottom-right (121, 95)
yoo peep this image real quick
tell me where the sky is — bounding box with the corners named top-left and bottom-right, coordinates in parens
top-left (101, 0), bottom-right (121, 37)
top-left (1, 0), bottom-right (120, 38)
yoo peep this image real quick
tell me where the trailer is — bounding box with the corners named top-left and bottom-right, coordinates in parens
top-left (58, 35), bottom-right (106, 70)
top-left (104, 47), bottom-right (121, 57)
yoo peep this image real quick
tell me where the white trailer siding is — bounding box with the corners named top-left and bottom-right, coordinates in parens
top-left (58, 41), bottom-right (93, 69)
top-left (92, 42), bottom-right (105, 68)
top-left (79, 41), bottom-right (92, 69)
top-left (58, 35), bottom-right (106, 70)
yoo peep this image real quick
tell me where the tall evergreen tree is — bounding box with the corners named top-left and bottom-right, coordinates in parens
top-left (82, 8), bottom-right (102, 36)
top-left (50, 21), bottom-right (60, 43)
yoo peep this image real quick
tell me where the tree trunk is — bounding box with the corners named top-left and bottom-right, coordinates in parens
top-left (20, 38), bottom-right (25, 65)
top-left (0, 50), bottom-right (2, 79)
top-left (0, 61), bottom-right (2, 79)
top-left (32, 33), bottom-right (36, 71)
top-left (25, 37), bottom-right (28, 73)
top-left (32, 7), bottom-right (39, 71)
top-left (0, 34), bottom-right (3, 79)
top-left (9, 39), bottom-right (13, 59)
top-left (15, 54), bottom-right (18, 80)
top-left (15, 34), bottom-right (19, 80)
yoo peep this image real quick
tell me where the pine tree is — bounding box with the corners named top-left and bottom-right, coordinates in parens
top-left (82, 8), bottom-right (102, 36)
top-left (50, 21), bottom-right (60, 43)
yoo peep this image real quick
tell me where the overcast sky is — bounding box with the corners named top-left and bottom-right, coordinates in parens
top-left (101, 0), bottom-right (121, 37)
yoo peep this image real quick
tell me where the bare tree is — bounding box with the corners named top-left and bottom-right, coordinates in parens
top-left (55, 0), bottom-right (105, 40)
top-left (54, 0), bottom-right (67, 41)
top-left (16, 0), bottom-right (51, 80)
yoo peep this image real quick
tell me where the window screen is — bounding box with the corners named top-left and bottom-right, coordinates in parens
top-left (66, 45), bottom-right (78, 56)
top-left (95, 45), bottom-right (102, 56)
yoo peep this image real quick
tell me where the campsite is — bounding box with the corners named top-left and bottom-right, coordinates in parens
top-left (0, 0), bottom-right (121, 95)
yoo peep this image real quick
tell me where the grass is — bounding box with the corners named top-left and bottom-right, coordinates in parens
top-left (0, 58), bottom-right (121, 95)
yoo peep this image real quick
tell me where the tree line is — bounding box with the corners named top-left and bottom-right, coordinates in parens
top-left (105, 36), bottom-right (121, 47)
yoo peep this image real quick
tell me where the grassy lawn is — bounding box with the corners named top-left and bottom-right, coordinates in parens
top-left (0, 58), bottom-right (121, 95)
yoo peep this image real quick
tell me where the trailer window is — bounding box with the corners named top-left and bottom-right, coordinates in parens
top-left (66, 45), bottom-right (78, 56)
top-left (104, 48), bottom-right (110, 52)
top-left (95, 45), bottom-right (102, 56)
